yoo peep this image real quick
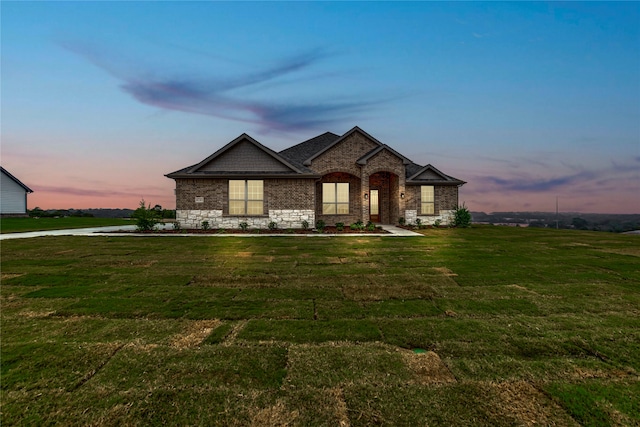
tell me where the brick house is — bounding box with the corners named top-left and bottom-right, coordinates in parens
top-left (166, 126), bottom-right (465, 229)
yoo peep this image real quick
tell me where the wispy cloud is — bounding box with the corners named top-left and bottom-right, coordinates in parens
top-left (482, 170), bottom-right (596, 192)
top-left (33, 185), bottom-right (165, 199)
top-left (59, 41), bottom-right (379, 133)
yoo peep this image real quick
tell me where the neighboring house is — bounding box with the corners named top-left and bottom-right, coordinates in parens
top-left (1, 167), bottom-right (34, 217)
top-left (166, 126), bottom-right (465, 229)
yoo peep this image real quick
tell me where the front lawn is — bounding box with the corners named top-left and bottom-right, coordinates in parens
top-left (1, 227), bottom-right (638, 425)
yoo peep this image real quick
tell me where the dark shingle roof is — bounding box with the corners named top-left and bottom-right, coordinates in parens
top-left (166, 127), bottom-right (465, 186)
top-left (278, 132), bottom-right (340, 170)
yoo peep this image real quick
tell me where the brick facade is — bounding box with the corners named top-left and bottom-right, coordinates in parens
top-left (309, 132), bottom-right (378, 176)
top-left (404, 185), bottom-right (459, 224)
top-left (169, 127), bottom-right (464, 229)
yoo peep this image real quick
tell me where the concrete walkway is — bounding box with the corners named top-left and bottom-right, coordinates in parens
top-left (0, 224), bottom-right (422, 240)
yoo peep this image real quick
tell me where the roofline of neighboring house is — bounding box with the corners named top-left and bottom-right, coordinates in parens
top-left (1, 167), bottom-right (34, 193)
top-left (303, 126), bottom-right (384, 166)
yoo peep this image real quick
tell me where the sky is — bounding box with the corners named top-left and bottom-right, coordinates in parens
top-left (2, 1), bottom-right (639, 214)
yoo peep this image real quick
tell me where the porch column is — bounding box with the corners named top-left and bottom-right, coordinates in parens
top-left (361, 174), bottom-right (370, 222)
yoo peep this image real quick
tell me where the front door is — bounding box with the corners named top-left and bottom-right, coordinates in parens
top-left (369, 189), bottom-right (380, 223)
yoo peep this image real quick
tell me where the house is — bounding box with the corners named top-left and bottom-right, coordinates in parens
top-left (166, 126), bottom-right (465, 229)
top-left (1, 167), bottom-right (34, 217)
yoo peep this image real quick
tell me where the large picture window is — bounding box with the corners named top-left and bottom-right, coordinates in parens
top-left (322, 183), bottom-right (349, 215)
top-left (421, 185), bottom-right (435, 215)
top-left (229, 180), bottom-right (263, 215)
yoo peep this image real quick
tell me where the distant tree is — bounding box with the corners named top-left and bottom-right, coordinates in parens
top-left (28, 207), bottom-right (45, 217)
top-left (161, 209), bottom-right (176, 219)
top-left (571, 217), bottom-right (588, 230)
top-left (528, 221), bottom-right (547, 228)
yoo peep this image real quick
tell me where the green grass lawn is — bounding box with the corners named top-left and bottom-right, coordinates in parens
top-left (0, 217), bottom-right (132, 233)
top-left (1, 227), bottom-right (638, 425)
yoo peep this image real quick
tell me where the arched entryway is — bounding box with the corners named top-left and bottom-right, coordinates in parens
top-left (368, 171), bottom-right (399, 224)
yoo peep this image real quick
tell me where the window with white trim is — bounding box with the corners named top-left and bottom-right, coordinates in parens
top-left (229, 180), bottom-right (263, 215)
top-left (421, 185), bottom-right (435, 215)
top-left (322, 183), bottom-right (349, 215)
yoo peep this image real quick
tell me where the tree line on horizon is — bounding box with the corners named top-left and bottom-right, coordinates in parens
top-left (472, 211), bottom-right (640, 233)
top-left (28, 207), bottom-right (176, 220)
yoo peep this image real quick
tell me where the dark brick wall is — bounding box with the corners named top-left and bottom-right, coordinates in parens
top-left (310, 132), bottom-right (378, 176)
top-left (176, 179), bottom-right (226, 210)
top-left (405, 185), bottom-right (459, 215)
top-left (176, 178), bottom-right (315, 213)
top-left (315, 172), bottom-right (362, 226)
top-left (266, 179), bottom-right (315, 210)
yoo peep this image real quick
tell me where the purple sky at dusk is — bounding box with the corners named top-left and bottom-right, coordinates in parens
top-left (2, 2), bottom-right (639, 213)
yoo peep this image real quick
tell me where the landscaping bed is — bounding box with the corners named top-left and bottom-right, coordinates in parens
top-left (124, 225), bottom-right (389, 234)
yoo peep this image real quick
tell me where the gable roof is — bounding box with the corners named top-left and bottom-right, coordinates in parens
top-left (301, 126), bottom-right (383, 166)
top-left (166, 126), bottom-right (465, 185)
top-left (1, 167), bottom-right (33, 192)
top-left (166, 134), bottom-right (318, 179)
top-left (407, 164), bottom-right (466, 185)
top-left (356, 145), bottom-right (413, 166)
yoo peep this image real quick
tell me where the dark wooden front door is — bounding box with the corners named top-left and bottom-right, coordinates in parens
top-left (369, 189), bottom-right (380, 222)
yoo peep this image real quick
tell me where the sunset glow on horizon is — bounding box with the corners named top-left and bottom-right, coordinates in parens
top-left (2, 2), bottom-right (638, 213)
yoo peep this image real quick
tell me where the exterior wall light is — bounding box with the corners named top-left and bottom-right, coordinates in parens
top-left (400, 192), bottom-right (405, 199)
top-left (364, 193), bottom-right (369, 201)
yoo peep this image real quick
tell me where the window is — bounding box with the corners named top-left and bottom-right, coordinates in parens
top-left (421, 185), bottom-right (435, 215)
top-left (322, 183), bottom-right (349, 215)
top-left (229, 180), bottom-right (263, 215)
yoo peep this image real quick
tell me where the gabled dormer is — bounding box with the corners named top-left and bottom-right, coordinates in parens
top-left (166, 134), bottom-right (317, 178)
top-left (407, 164), bottom-right (465, 185)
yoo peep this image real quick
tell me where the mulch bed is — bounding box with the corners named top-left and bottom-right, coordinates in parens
top-left (118, 226), bottom-right (389, 235)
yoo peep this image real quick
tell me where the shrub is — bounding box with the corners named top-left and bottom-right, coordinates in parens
top-left (301, 220), bottom-right (310, 230)
top-left (132, 199), bottom-right (160, 231)
top-left (415, 218), bottom-right (422, 227)
top-left (453, 203), bottom-right (472, 228)
top-left (366, 221), bottom-right (376, 232)
top-left (201, 221), bottom-right (210, 231)
top-left (239, 222), bottom-right (249, 231)
top-left (434, 219), bottom-right (442, 228)
top-left (398, 217), bottom-right (405, 226)
top-left (350, 220), bottom-right (364, 231)
top-left (336, 222), bottom-right (345, 231)
top-left (315, 220), bottom-right (326, 231)
top-left (172, 221), bottom-right (181, 231)
top-left (268, 221), bottom-right (278, 230)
